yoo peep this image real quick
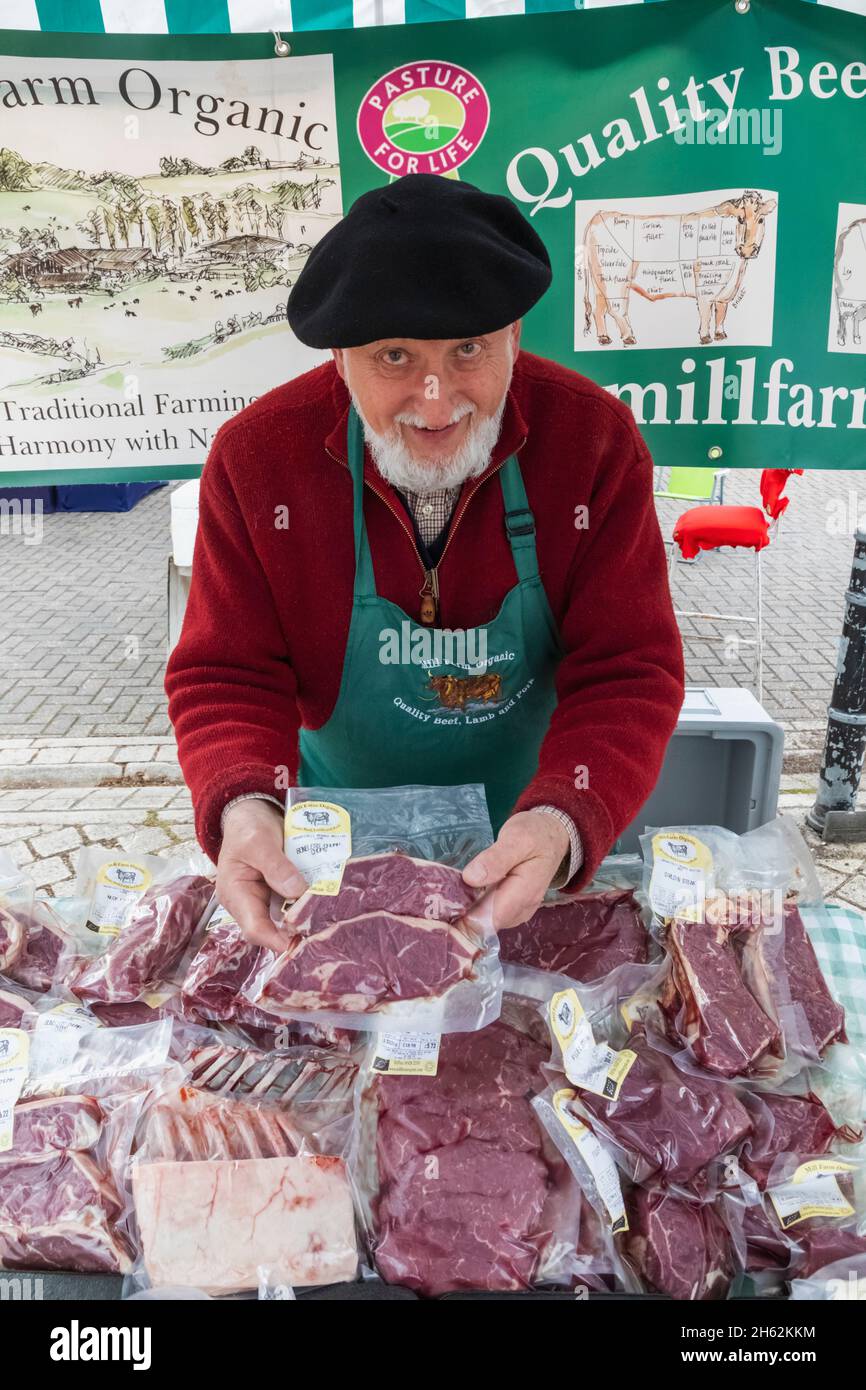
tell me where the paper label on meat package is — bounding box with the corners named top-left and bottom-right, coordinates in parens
top-left (371, 1031), bottom-right (441, 1076)
top-left (285, 801), bottom-right (351, 896)
top-left (549, 990), bottom-right (636, 1101)
top-left (648, 833), bottom-right (714, 921)
top-left (0, 1028), bottom-right (29, 1151)
top-left (552, 1088), bottom-right (628, 1233)
top-left (87, 859), bottom-right (152, 935)
top-left (28, 1004), bottom-right (99, 1081)
top-left (205, 903), bottom-right (233, 932)
top-left (768, 1160), bottom-right (857, 1227)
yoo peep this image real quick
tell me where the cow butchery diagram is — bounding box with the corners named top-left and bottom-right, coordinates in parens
top-left (575, 187), bottom-right (778, 351)
top-left (829, 202), bottom-right (866, 355)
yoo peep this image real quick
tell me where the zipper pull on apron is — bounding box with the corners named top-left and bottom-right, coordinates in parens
top-left (419, 569), bottom-right (439, 626)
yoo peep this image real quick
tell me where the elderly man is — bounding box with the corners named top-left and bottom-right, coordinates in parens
top-left (166, 174), bottom-right (684, 951)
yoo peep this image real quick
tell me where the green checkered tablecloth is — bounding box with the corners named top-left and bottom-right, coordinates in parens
top-left (803, 902), bottom-right (866, 1053)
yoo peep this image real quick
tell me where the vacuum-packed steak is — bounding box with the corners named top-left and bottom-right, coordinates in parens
top-left (256, 852), bottom-right (483, 1017)
top-left (368, 1018), bottom-right (586, 1296)
top-left (71, 874), bottom-right (213, 1005)
top-left (623, 1186), bottom-right (734, 1299)
top-left (737, 902), bottom-right (846, 1056)
top-left (577, 1026), bottom-right (752, 1187)
top-left (499, 890), bottom-right (648, 982)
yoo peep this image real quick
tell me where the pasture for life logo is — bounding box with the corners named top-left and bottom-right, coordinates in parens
top-left (357, 61), bottom-right (490, 178)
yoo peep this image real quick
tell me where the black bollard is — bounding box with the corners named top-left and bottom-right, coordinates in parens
top-left (807, 529), bottom-right (866, 839)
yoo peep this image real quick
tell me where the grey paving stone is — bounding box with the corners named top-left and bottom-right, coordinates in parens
top-left (30, 826), bottom-right (83, 857)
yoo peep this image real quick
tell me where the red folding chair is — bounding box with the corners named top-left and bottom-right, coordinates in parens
top-left (670, 469), bottom-right (803, 701)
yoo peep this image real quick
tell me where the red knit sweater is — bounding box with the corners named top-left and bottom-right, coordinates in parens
top-left (165, 350), bottom-right (684, 887)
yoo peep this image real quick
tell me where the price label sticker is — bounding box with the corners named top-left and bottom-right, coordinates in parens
top-left (372, 1031), bottom-right (441, 1076)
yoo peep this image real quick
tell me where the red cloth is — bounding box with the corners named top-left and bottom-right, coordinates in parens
top-left (673, 505), bottom-right (771, 561)
top-left (165, 351), bottom-right (684, 888)
top-left (760, 468), bottom-right (803, 521)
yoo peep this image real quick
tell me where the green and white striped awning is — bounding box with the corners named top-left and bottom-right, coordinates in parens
top-left (0, 0), bottom-right (863, 36)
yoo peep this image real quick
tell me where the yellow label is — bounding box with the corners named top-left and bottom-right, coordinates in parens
top-left (550, 989), bottom-right (583, 1048)
top-left (551, 1089), bottom-right (629, 1233)
top-left (606, 1048), bottom-right (637, 1100)
top-left (769, 1160), bottom-right (857, 1227)
top-left (553, 1087), bottom-right (586, 1140)
top-left (0, 1028), bottom-right (30, 1153)
top-left (142, 992), bottom-right (171, 1011)
top-left (89, 859), bottom-right (152, 935)
top-left (792, 1159), bottom-right (855, 1183)
top-left (285, 800), bottom-right (352, 896)
top-left (649, 832), bottom-right (714, 921)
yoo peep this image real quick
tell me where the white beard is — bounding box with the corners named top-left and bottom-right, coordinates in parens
top-left (349, 389), bottom-right (509, 494)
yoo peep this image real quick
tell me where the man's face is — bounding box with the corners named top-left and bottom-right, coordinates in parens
top-left (333, 323), bottom-right (519, 465)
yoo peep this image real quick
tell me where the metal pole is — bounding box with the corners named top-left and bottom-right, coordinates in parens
top-left (807, 529), bottom-right (866, 838)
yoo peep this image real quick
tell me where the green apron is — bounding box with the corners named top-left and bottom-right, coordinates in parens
top-left (298, 406), bottom-right (562, 832)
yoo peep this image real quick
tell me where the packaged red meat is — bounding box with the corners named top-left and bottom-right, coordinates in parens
top-left (0, 851), bottom-right (74, 993)
top-left (498, 889), bottom-right (650, 983)
top-left (641, 820), bottom-right (840, 1077)
top-left (545, 976), bottom-right (753, 1189)
top-left (250, 851), bottom-right (501, 1033)
top-left (762, 1151), bottom-right (866, 1279)
top-left (0, 984), bottom-right (38, 1030)
top-left (246, 784), bottom-right (502, 1034)
top-left (180, 905), bottom-right (356, 1051)
top-left (0, 1021), bottom-right (172, 1276)
top-left (353, 991), bottom-right (615, 1297)
top-left (128, 1057), bottom-right (358, 1294)
top-left (620, 1186), bottom-right (738, 1300)
top-left (736, 900), bottom-right (846, 1059)
top-left (176, 1035), bottom-right (359, 1151)
top-left (659, 911), bottom-right (781, 1077)
top-left (69, 866), bottom-right (215, 1006)
top-left (736, 1088), bottom-right (858, 1189)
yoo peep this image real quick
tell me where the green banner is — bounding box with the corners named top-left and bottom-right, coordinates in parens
top-left (0, 0), bottom-right (864, 481)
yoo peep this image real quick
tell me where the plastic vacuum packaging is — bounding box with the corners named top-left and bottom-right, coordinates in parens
top-left (790, 1252), bottom-right (866, 1299)
top-left (621, 1185), bottom-right (739, 1300)
top-left (761, 1151), bottom-right (866, 1279)
top-left (128, 1072), bottom-right (358, 1296)
top-left (535, 1014), bottom-right (742, 1300)
top-left (497, 888), bottom-right (652, 983)
top-left (173, 1031), bottom-right (359, 1155)
top-left (180, 904), bottom-right (356, 1051)
top-left (242, 784), bottom-right (503, 1034)
top-left (735, 1087), bottom-right (859, 1190)
top-left (0, 1021), bottom-right (172, 1275)
top-left (68, 850), bottom-right (215, 1006)
top-left (0, 982), bottom-right (39, 1030)
top-left (352, 983), bottom-right (617, 1298)
top-left (540, 966), bottom-right (753, 1192)
top-left (641, 819), bottom-right (844, 1078)
top-left (0, 851), bottom-right (74, 993)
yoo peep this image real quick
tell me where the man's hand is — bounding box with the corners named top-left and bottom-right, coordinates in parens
top-left (462, 811), bottom-right (571, 932)
top-left (216, 799), bottom-right (307, 952)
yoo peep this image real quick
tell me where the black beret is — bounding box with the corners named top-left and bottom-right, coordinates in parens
top-left (286, 173), bottom-right (552, 349)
